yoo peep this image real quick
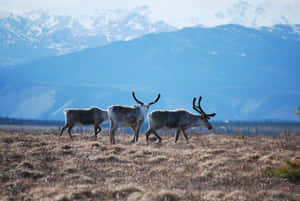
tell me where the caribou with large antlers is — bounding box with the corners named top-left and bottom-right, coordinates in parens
top-left (107, 92), bottom-right (160, 144)
top-left (145, 96), bottom-right (216, 143)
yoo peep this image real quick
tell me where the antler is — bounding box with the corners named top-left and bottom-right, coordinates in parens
top-left (132, 92), bottom-right (144, 105)
top-left (192, 97), bottom-right (202, 113)
top-left (197, 96), bottom-right (205, 114)
top-left (193, 96), bottom-right (216, 118)
top-left (148, 94), bottom-right (161, 105)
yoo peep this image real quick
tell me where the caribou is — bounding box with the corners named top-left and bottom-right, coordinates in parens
top-left (145, 96), bottom-right (216, 143)
top-left (107, 92), bottom-right (160, 144)
top-left (60, 107), bottom-right (108, 140)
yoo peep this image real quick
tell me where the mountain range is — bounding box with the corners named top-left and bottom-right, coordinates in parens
top-left (0, 8), bottom-right (174, 66)
top-left (1, 24), bottom-right (300, 121)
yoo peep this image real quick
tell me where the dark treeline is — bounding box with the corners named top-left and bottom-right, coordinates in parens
top-left (211, 121), bottom-right (300, 136)
top-left (0, 117), bottom-right (64, 126)
top-left (0, 117), bottom-right (299, 136)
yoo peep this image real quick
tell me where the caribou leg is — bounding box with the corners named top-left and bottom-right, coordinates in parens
top-left (181, 128), bottom-right (189, 144)
top-left (94, 125), bottom-right (101, 138)
top-left (60, 124), bottom-right (69, 136)
top-left (135, 124), bottom-right (142, 142)
top-left (152, 129), bottom-right (162, 143)
top-left (67, 124), bottom-right (74, 140)
top-left (175, 129), bottom-right (181, 143)
top-left (131, 126), bottom-right (141, 143)
top-left (131, 122), bottom-right (143, 143)
top-left (145, 128), bottom-right (161, 143)
top-left (130, 126), bottom-right (137, 143)
top-left (109, 121), bottom-right (117, 144)
top-left (145, 128), bottom-right (152, 143)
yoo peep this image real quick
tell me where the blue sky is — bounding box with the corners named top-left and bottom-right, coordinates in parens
top-left (1, 0), bottom-right (300, 28)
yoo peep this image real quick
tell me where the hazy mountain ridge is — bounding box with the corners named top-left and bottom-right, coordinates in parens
top-left (214, 0), bottom-right (300, 28)
top-left (1, 24), bottom-right (300, 121)
top-left (0, 8), bottom-right (174, 66)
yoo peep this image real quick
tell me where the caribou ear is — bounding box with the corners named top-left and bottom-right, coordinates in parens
top-left (132, 91), bottom-right (144, 105)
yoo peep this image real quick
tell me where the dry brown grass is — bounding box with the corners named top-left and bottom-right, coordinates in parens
top-left (0, 129), bottom-right (299, 201)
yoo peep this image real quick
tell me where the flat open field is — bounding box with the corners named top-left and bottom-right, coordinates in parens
top-left (0, 128), bottom-right (299, 201)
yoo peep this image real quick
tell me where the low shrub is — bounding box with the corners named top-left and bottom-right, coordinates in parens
top-left (233, 134), bottom-right (245, 139)
top-left (263, 160), bottom-right (300, 182)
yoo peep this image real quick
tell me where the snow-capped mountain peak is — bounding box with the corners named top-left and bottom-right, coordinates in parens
top-left (0, 8), bottom-right (175, 66)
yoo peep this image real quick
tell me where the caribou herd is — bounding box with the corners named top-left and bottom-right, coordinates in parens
top-left (60, 92), bottom-right (216, 144)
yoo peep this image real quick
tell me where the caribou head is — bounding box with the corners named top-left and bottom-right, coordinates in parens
top-left (192, 96), bottom-right (216, 130)
top-left (132, 91), bottom-right (160, 118)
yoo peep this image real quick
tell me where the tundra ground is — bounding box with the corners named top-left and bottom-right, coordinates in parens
top-left (0, 128), bottom-right (299, 201)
